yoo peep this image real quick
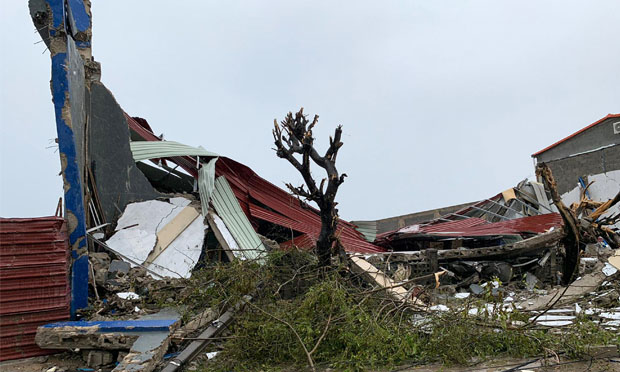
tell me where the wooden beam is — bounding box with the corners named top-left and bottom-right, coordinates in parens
top-left (144, 206), bottom-right (200, 265)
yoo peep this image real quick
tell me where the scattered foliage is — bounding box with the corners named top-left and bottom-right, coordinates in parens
top-left (159, 250), bottom-right (620, 372)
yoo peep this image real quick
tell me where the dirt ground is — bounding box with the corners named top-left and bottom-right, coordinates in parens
top-left (1, 348), bottom-right (618, 372)
top-left (0, 351), bottom-right (113, 372)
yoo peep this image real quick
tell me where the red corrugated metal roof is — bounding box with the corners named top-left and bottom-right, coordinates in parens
top-left (0, 217), bottom-right (70, 361)
top-left (126, 115), bottom-right (385, 254)
top-left (280, 234), bottom-right (317, 250)
top-left (531, 113), bottom-right (620, 157)
top-left (379, 213), bottom-right (562, 243)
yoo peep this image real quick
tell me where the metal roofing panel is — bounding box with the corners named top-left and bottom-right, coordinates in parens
top-left (351, 220), bottom-right (378, 242)
top-left (198, 158), bottom-right (218, 216)
top-left (211, 176), bottom-right (267, 261)
top-left (126, 119), bottom-right (385, 254)
top-left (130, 140), bottom-right (218, 162)
top-left (280, 234), bottom-right (316, 250)
top-left (381, 213), bottom-right (562, 242)
top-left (0, 217), bottom-right (70, 361)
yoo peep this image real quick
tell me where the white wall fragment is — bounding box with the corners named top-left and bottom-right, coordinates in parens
top-left (105, 198), bottom-right (206, 279)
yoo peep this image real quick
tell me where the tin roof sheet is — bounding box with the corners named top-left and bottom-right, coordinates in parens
top-left (0, 217), bottom-right (70, 361)
top-left (126, 115), bottom-right (385, 254)
top-left (130, 140), bottom-right (218, 162)
top-left (211, 176), bottom-right (267, 261)
top-left (379, 213), bottom-right (563, 243)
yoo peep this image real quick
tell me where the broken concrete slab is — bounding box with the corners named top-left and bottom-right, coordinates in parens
top-left (111, 308), bottom-right (181, 372)
top-left (35, 318), bottom-right (178, 350)
top-left (36, 309), bottom-right (180, 372)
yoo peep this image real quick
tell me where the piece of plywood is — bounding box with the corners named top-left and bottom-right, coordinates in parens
top-left (609, 250), bottom-right (620, 270)
top-left (502, 188), bottom-right (516, 203)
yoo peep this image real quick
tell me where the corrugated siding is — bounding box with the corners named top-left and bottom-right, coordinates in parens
top-left (378, 213), bottom-right (563, 243)
top-left (126, 120), bottom-right (386, 254)
top-left (198, 158), bottom-right (218, 216)
top-left (0, 217), bottom-right (71, 361)
top-left (211, 176), bottom-right (267, 261)
top-left (350, 220), bottom-right (378, 242)
top-left (130, 140), bottom-right (218, 162)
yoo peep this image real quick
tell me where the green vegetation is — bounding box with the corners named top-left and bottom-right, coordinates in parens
top-left (152, 250), bottom-right (619, 371)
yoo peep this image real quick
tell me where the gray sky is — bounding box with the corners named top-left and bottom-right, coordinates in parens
top-left (1, 1), bottom-right (619, 221)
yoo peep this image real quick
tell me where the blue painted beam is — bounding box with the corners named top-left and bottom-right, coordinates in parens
top-left (41, 319), bottom-right (179, 333)
top-left (46, 0), bottom-right (90, 318)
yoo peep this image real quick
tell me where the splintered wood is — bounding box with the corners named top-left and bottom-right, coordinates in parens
top-left (349, 256), bottom-right (424, 308)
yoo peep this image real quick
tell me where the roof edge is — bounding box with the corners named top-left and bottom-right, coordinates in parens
top-left (531, 113), bottom-right (620, 157)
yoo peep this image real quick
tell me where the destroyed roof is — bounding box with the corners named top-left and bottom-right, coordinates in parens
top-left (377, 213), bottom-right (563, 243)
top-left (531, 113), bottom-right (620, 157)
top-left (130, 141), bottom-right (218, 162)
top-left (125, 115), bottom-right (384, 254)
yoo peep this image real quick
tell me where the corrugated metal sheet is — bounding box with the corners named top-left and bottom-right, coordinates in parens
top-left (379, 213), bottom-right (563, 243)
top-left (130, 140), bottom-right (218, 162)
top-left (350, 220), bottom-right (378, 242)
top-left (126, 114), bottom-right (199, 178)
top-left (280, 234), bottom-right (316, 250)
top-left (211, 176), bottom-right (267, 261)
top-left (0, 217), bottom-right (70, 361)
top-left (126, 116), bottom-right (385, 255)
top-left (198, 158), bottom-right (218, 216)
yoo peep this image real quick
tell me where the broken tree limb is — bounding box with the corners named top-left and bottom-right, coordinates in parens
top-left (537, 163), bottom-right (580, 284)
top-left (589, 190), bottom-right (620, 221)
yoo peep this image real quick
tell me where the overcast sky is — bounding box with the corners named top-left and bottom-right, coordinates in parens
top-left (1, 1), bottom-right (619, 221)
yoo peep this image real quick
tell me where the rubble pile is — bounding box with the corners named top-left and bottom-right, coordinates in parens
top-left (4, 1), bottom-right (617, 370)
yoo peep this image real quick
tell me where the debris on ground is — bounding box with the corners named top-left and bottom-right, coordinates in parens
top-left (2, 1), bottom-right (618, 371)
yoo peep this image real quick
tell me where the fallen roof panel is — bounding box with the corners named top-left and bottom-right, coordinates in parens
top-left (211, 176), bottom-right (267, 261)
top-left (126, 116), bottom-right (385, 255)
top-left (379, 213), bottom-right (563, 243)
top-left (130, 140), bottom-right (218, 162)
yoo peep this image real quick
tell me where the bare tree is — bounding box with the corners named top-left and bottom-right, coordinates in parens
top-left (273, 108), bottom-right (346, 267)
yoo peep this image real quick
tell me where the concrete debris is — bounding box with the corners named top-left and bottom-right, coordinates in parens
top-left (35, 309), bottom-right (180, 372)
top-left (84, 350), bottom-right (114, 368)
top-left (10, 1), bottom-right (618, 370)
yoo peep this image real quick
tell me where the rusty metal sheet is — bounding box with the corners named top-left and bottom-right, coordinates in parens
top-left (0, 217), bottom-right (71, 361)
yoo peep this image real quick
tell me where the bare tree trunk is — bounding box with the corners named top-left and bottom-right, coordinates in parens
top-left (272, 108), bottom-right (346, 267)
top-left (536, 163), bottom-right (580, 284)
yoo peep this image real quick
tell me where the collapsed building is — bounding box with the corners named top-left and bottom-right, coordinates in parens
top-left (0, 0), bottom-right (619, 370)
